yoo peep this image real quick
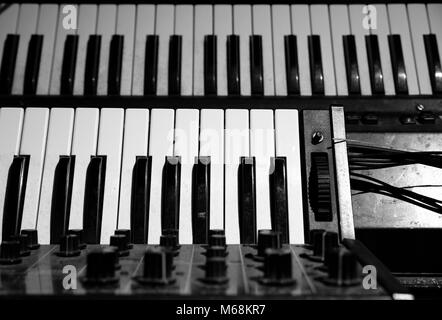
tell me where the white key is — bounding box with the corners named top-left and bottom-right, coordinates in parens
top-left (252, 5), bottom-right (275, 95)
top-left (97, 109), bottom-right (124, 244)
top-left (175, 5), bottom-right (194, 96)
top-left (69, 108), bottom-right (99, 230)
top-left (132, 5), bottom-right (155, 95)
top-left (174, 109), bottom-right (199, 244)
top-left (117, 109), bottom-right (149, 230)
top-left (199, 109), bottom-right (224, 231)
top-left (387, 4), bottom-right (419, 95)
top-left (36, 109), bottom-right (74, 244)
top-left (0, 108), bottom-right (24, 241)
top-left (19, 108), bottom-right (49, 230)
top-left (225, 109), bottom-right (249, 244)
top-left (291, 5), bottom-right (312, 95)
top-left (427, 4), bottom-right (442, 74)
top-left (12, 4), bottom-right (39, 94)
top-left (97, 4), bottom-right (117, 95)
top-left (0, 4), bottom-right (19, 63)
top-left (73, 4), bottom-right (97, 95)
top-left (272, 5), bottom-right (291, 96)
top-left (155, 5), bottom-right (174, 96)
top-left (233, 5), bottom-right (252, 96)
top-left (250, 110), bottom-right (275, 233)
top-left (408, 4), bottom-right (432, 95)
top-left (116, 5), bottom-right (136, 95)
top-left (147, 109), bottom-right (175, 244)
top-left (349, 5), bottom-right (371, 95)
top-left (275, 110), bottom-right (304, 244)
top-left (194, 5), bottom-right (213, 96)
top-left (214, 5), bottom-right (232, 96)
top-left (329, 5), bottom-right (350, 96)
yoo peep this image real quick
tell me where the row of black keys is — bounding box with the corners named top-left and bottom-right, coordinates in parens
top-left (1, 32), bottom-right (441, 96)
top-left (2, 155), bottom-right (289, 246)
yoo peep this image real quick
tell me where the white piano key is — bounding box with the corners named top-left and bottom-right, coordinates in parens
top-left (96, 4), bottom-right (117, 95)
top-left (387, 4), bottom-right (419, 95)
top-left (174, 109), bottom-right (199, 244)
top-left (214, 5), bottom-right (232, 96)
top-left (329, 5), bottom-right (350, 96)
top-left (225, 109), bottom-right (249, 244)
top-left (233, 5), bottom-right (252, 96)
top-left (0, 4), bottom-right (19, 63)
top-left (147, 109), bottom-right (175, 244)
top-left (116, 5), bottom-right (136, 95)
top-left (97, 109), bottom-right (124, 244)
top-left (117, 109), bottom-right (149, 230)
top-left (250, 110), bottom-right (275, 233)
top-left (272, 5), bottom-right (291, 96)
top-left (155, 5), bottom-right (174, 96)
top-left (291, 5), bottom-right (312, 96)
top-left (199, 109), bottom-right (224, 231)
top-left (275, 110), bottom-right (304, 244)
top-left (73, 4), bottom-right (97, 95)
top-left (12, 4), bottom-right (39, 94)
top-left (194, 5), bottom-right (213, 96)
top-left (427, 4), bottom-right (442, 74)
top-left (36, 108), bottom-right (74, 244)
top-left (0, 108), bottom-right (24, 241)
top-left (19, 108), bottom-right (49, 230)
top-left (175, 5), bottom-right (194, 96)
top-left (68, 108), bottom-right (99, 230)
top-left (408, 4), bottom-right (432, 95)
top-left (252, 5), bottom-right (275, 96)
top-left (132, 5), bottom-right (155, 96)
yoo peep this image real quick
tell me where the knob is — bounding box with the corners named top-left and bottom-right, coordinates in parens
top-left (208, 234), bottom-right (226, 247)
top-left (206, 246), bottom-right (227, 258)
top-left (308, 231), bottom-right (339, 262)
top-left (56, 235), bottom-right (81, 257)
top-left (160, 234), bottom-right (179, 250)
top-left (134, 247), bottom-right (175, 285)
top-left (324, 248), bottom-right (360, 286)
top-left (114, 229), bottom-right (133, 248)
top-left (0, 241), bottom-right (22, 265)
top-left (82, 248), bottom-right (119, 286)
top-left (257, 230), bottom-right (281, 257)
top-left (20, 229), bottom-right (40, 250)
top-left (209, 229), bottom-right (225, 236)
top-left (259, 248), bottom-right (296, 286)
top-left (110, 234), bottom-right (130, 257)
top-left (203, 257), bottom-right (228, 284)
top-left (10, 234), bottom-right (30, 257)
top-left (67, 229), bottom-right (86, 249)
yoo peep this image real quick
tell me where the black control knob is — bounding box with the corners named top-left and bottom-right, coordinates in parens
top-left (208, 234), bottom-right (226, 247)
top-left (67, 229), bottom-right (86, 249)
top-left (20, 229), bottom-right (40, 250)
top-left (206, 246), bottom-right (227, 258)
top-left (203, 257), bottom-right (228, 284)
top-left (56, 234), bottom-right (81, 257)
top-left (82, 248), bottom-right (119, 286)
top-left (257, 230), bottom-right (281, 257)
top-left (110, 234), bottom-right (130, 257)
top-left (259, 248), bottom-right (295, 286)
top-left (10, 234), bottom-right (30, 257)
top-left (135, 247), bottom-right (175, 285)
top-left (160, 234), bottom-right (179, 250)
top-left (0, 241), bottom-right (22, 265)
top-left (209, 229), bottom-right (225, 236)
top-left (324, 248), bottom-right (360, 286)
top-left (114, 229), bottom-right (133, 248)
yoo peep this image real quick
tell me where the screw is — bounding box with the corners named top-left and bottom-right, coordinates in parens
top-left (416, 104), bottom-right (425, 111)
top-left (312, 131), bottom-right (324, 145)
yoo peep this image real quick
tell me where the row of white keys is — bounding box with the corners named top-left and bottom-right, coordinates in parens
top-left (175, 5), bottom-right (194, 96)
top-left (272, 5), bottom-right (291, 96)
top-left (427, 4), bottom-right (442, 80)
top-left (0, 4), bottom-right (19, 66)
top-left (233, 5), bottom-right (252, 96)
top-left (155, 5), bottom-right (174, 96)
top-left (194, 5), bottom-right (213, 96)
top-left (117, 5), bottom-right (136, 95)
top-left (214, 5), bottom-right (232, 96)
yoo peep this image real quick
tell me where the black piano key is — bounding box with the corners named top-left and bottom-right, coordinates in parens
top-left (365, 34), bottom-right (384, 94)
top-left (238, 156), bottom-right (257, 245)
top-left (23, 34), bottom-right (43, 95)
top-left (204, 35), bottom-right (217, 95)
top-left (0, 34), bottom-right (19, 95)
top-left (168, 35), bottom-right (182, 96)
top-left (269, 157), bottom-right (289, 244)
top-left (83, 155), bottom-right (106, 244)
top-left (308, 35), bottom-right (324, 95)
top-left (60, 34), bottom-right (79, 95)
top-left (130, 156), bottom-right (152, 244)
top-left (192, 156), bottom-right (210, 244)
top-left (388, 34), bottom-right (408, 94)
top-left (108, 34), bottom-right (124, 95)
top-left (250, 35), bottom-right (264, 95)
top-left (50, 155), bottom-right (75, 244)
top-left (84, 35), bottom-right (101, 95)
top-left (424, 34), bottom-right (442, 94)
top-left (284, 35), bottom-right (300, 95)
top-left (227, 34), bottom-right (240, 95)
top-left (2, 155), bottom-right (29, 241)
top-left (343, 35), bottom-right (361, 95)
top-left (161, 156), bottom-right (181, 234)
top-left (144, 35), bottom-right (159, 95)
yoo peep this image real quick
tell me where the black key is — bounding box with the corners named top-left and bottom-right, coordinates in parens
top-left (144, 35), bottom-right (159, 95)
top-left (204, 35), bottom-right (217, 95)
top-left (84, 35), bottom-right (101, 95)
top-left (161, 156), bottom-right (181, 234)
top-left (308, 35), bottom-right (324, 95)
top-left (424, 34), bottom-right (442, 94)
top-left (365, 34), bottom-right (384, 94)
top-left (108, 35), bottom-right (124, 95)
top-left (238, 156), bottom-right (256, 244)
top-left (250, 35), bottom-right (264, 95)
top-left (269, 157), bottom-right (289, 244)
top-left (192, 156), bottom-right (210, 244)
top-left (50, 156), bottom-right (75, 244)
top-left (284, 35), bottom-right (300, 95)
top-left (60, 35), bottom-right (79, 95)
top-left (130, 156), bottom-right (152, 244)
top-left (0, 34), bottom-right (19, 94)
top-left (388, 34), bottom-right (408, 94)
top-left (23, 34), bottom-right (43, 95)
top-left (2, 155), bottom-right (29, 241)
top-left (343, 35), bottom-right (361, 95)
top-left (168, 35), bottom-right (182, 95)
top-left (227, 34), bottom-right (240, 95)
top-left (83, 156), bottom-right (106, 244)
